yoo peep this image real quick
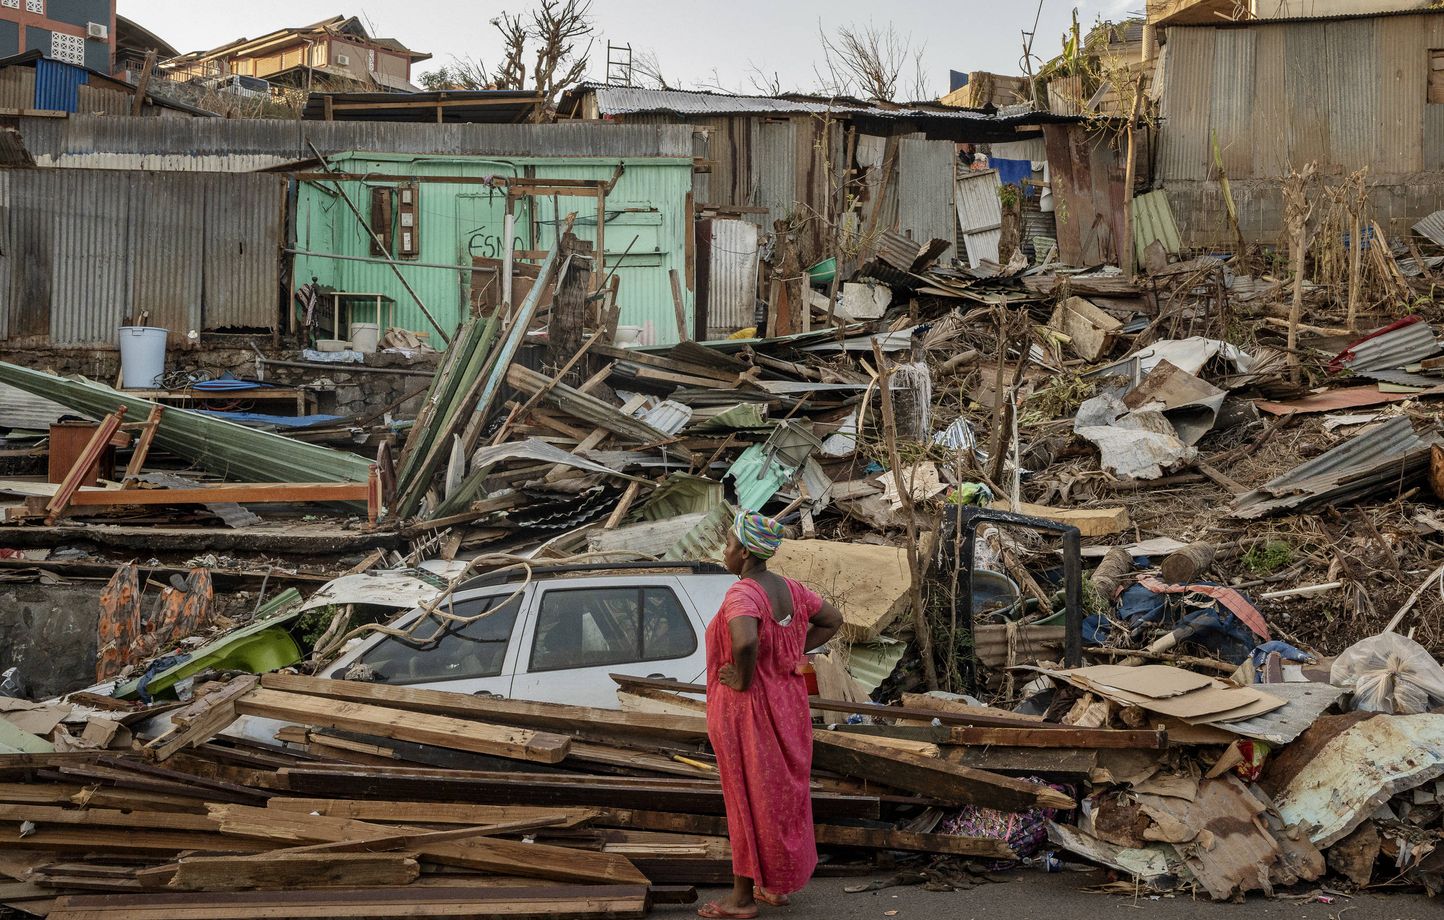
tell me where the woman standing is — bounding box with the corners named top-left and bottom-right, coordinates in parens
top-left (699, 512), bottom-right (844, 919)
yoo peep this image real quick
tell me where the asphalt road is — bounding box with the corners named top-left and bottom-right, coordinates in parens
top-left (655, 871), bottom-right (1434, 920)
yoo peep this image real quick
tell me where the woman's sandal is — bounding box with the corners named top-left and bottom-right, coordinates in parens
top-left (697, 902), bottom-right (759, 919)
top-left (753, 888), bottom-right (791, 907)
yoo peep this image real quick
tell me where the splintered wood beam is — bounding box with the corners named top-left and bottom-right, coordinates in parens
top-left (143, 675), bottom-right (259, 763)
top-left (168, 852), bottom-right (419, 892)
top-left (61, 483), bottom-right (372, 506)
top-left (264, 799), bottom-right (603, 829)
top-left (233, 688), bottom-right (571, 765)
top-left (942, 726), bottom-right (1167, 750)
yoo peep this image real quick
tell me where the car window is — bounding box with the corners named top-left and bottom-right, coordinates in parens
top-left (529, 586), bottom-right (696, 672)
top-left (353, 593), bottom-right (521, 685)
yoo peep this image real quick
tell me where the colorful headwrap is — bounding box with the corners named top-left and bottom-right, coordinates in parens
top-left (734, 511), bottom-right (785, 560)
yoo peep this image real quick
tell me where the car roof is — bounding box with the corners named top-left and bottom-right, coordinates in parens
top-left (455, 560), bottom-right (730, 593)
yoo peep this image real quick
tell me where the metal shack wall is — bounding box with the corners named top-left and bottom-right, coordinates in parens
top-left (292, 152), bottom-right (694, 346)
top-left (0, 169), bottom-right (285, 345)
top-left (1158, 12), bottom-right (1444, 248)
top-left (12, 117), bottom-right (696, 172)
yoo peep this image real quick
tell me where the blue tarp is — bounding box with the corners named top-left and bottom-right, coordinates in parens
top-left (992, 157), bottom-right (1036, 187)
top-left (195, 411), bottom-right (343, 429)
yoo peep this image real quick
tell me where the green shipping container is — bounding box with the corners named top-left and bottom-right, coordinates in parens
top-left (293, 152), bottom-right (695, 347)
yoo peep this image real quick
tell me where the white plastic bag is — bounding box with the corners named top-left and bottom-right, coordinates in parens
top-left (1330, 633), bottom-right (1444, 714)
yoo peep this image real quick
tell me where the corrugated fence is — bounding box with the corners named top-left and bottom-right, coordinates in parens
top-left (0, 169), bottom-right (284, 345)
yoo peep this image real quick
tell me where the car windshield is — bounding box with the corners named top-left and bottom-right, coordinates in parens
top-left (351, 593), bottom-right (522, 685)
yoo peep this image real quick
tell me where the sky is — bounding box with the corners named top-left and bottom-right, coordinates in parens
top-left (119, 0), bottom-right (1140, 98)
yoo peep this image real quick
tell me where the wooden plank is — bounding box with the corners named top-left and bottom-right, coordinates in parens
top-left (941, 726), bottom-right (1166, 750)
top-left (49, 885), bottom-right (650, 920)
top-left (278, 768), bottom-right (878, 820)
top-left (169, 853), bottom-right (419, 892)
top-left (812, 823), bottom-right (1016, 858)
top-left (0, 826), bottom-right (269, 855)
top-left (811, 732), bottom-right (1075, 813)
top-left (234, 688), bottom-right (571, 765)
top-left (266, 798), bottom-right (602, 829)
top-left (0, 785), bottom-right (85, 805)
top-left (121, 404), bottom-right (164, 483)
top-left (0, 805), bottom-right (216, 834)
top-left (207, 804), bottom-right (648, 887)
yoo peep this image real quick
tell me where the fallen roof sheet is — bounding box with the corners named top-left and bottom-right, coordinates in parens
top-left (0, 361), bottom-right (374, 486)
top-left (1328, 316), bottom-right (1440, 375)
top-left (1274, 713), bottom-right (1444, 848)
top-left (1231, 416), bottom-right (1436, 519)
top-left (469, 438), bottom-right (645, 483)
top-left (1416, 210), bottom-right (1444, 250)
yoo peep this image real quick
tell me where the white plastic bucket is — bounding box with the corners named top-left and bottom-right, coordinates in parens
top-left (350, 322), bottom-right (380, 354)
top-left (117, 326), bottom-right (168, 389)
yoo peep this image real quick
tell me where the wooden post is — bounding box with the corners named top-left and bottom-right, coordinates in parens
top-left (1121, 83), bottom-right (1144, 278)
top-left (130, 50), bottom-right (157, 117)
top-left (669, 269), bottom-right (690, 343)
top-left (501, 211), bottom-right (516, 315)
top-left (1347, 210), bottom-right (1363, 331)
top-left (873, 342), bottom-right (940, 692)
top-left (122, 405), bottom-right (165, 484)
top-left (323, 94), bottom-right (335, 121)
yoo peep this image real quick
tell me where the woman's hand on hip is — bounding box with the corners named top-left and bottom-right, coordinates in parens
top-left (718, 663), bottom-right (748, 691)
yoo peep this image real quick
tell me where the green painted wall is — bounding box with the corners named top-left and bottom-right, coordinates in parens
top-left (293, 152), bottom-right (694, 348)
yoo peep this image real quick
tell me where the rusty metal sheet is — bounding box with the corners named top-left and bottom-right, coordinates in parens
top-left (1275, 713), bottom-right (1444, 847)
top-left (1209, 27), bottom-right (1255, 179)
top-left (1373, 15), bottom-right (1424, 175)
top-left (1283, 22), bottom-right (1331, 171)
top-left (897, 136), bottom-right (957, 249)
top-left (204, 174), bottom-right (284, 332)
top-left (954, 169), bottom-right (1002, 268)
top-left (703, 218), bottom-right (759, 339)
top-left (1324, 19), bottom-right (1381, 173)
top-left (1251, 26), bottom-right (1288, 178)
top-left (1157, 26), bottom-right (1215, 182)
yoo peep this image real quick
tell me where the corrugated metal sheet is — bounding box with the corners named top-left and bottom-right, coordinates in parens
top-left (1375, 14), bottom-right (1428, 176)
top-left (1284, 24), bottom-right (1331, 170)
top-left (1158, 26), bottom-right (1216, 182)
top-left (76, 84), bottom-right (128, 117)
top-left (1232, 416), bottom-right (1435, 518)
top-left (953, 170), bottom-right (1003, 269)
top-left (1250, 25), bottom-right (1288, 178)
top-left (1, 170), bottom-right (285, 345)
top-left (13, 116), bottom-right (696, 171)
top-left (706, 219), bottom-right (759, 338)
top-left (0, 69), bottom-right (34, 111)
top-left (1209, 28), bottom-right (1255, 179)
top-left (1325, 20), bottom-right (1380, 171)
top-left (751, 119), bottom-right (798, 229)
top-left (897, 136), bottom-right (957, 249)
top-left (0, 383), bottom-right (73, 430)
top-left (34, 59), bottom-right (86, 114)
top-left (1415, 211), bottom-right (1444, 249)
top-left (1133, 189), bottom-right (1182, 263)
top-left (1332, 317), bottom-right (1441, 373)
top-left (0, 361), bottom-right (374, 486)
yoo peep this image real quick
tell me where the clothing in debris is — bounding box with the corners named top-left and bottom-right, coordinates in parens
top-left (706, 577), bottom-right (821, 895)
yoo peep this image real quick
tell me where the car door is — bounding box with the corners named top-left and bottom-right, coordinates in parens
top-left (325, 586), bottom-right (530, 699)
top-left (507, 577), bottom-right (706, 707)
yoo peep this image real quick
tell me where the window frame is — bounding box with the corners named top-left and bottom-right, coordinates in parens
top-left (1430, 50), bottom-right (1444, 106)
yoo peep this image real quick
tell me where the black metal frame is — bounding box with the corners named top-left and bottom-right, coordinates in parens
top-left (945, 506), bottom-right (1084, 685)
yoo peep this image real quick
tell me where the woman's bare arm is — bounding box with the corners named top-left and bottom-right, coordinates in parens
top-left (805, 600), bottom-right (844, 652)
top-left (723, 615), bottom-right (761, 691)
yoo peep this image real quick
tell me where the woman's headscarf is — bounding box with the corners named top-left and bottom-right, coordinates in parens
top-left (734, 511), bottom-right (784, 560)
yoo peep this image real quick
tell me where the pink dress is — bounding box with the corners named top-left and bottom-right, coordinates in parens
top-left (705, 577), bottom-right (822, 894)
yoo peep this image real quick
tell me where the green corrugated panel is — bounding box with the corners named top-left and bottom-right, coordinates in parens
top-left (293, 152), bottom-right (694, 347)
top-left (0, 362), bottom-right (374, 485)
top-left (1133, 189), bottom-right (1183, 265)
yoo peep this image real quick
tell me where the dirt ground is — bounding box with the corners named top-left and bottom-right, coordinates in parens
top-left (656, 871), bottom-right (1433, 920)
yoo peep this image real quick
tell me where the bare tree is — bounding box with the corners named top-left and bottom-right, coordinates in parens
top-left (816, 21), bottom-right (929, 102)
top-left (745, 62), bottom-right (786, 97)
top-left (630, 48), bottom-right (672, 90)
top-left (418, 58), bottom-right (494, 91)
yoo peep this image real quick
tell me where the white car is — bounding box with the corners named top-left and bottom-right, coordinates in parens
top-left (322, 563), bottom-right (736, 706)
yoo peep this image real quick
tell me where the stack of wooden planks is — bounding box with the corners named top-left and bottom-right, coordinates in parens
top-left (0, 674), bottom-right (1162, 918)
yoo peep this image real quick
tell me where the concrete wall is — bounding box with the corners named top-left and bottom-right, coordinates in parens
top-left (1161, 175), bottom-right (1444, 250)
top-left (0, 583), bottom-right (100, 699)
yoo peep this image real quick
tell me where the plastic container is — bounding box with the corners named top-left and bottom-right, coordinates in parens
top-left (350, 322), bottom-right (380, 354)
top-left (315, 339), bottom-right (351, 353)
top-left (117, 326), bottom-right (168, 389)
top-left (807, 258), bottom-right (837, 286)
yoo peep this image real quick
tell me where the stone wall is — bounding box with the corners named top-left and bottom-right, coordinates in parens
top-left (1161, 175), bottom-right (1444, 254)
top-left (0, 583), bottom-right (101, 699)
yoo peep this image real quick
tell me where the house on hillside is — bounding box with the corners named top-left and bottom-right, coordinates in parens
top-left (0, 0), bottom-right (114, 73)
top-left (162, 15), bottom-right (429, 95)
